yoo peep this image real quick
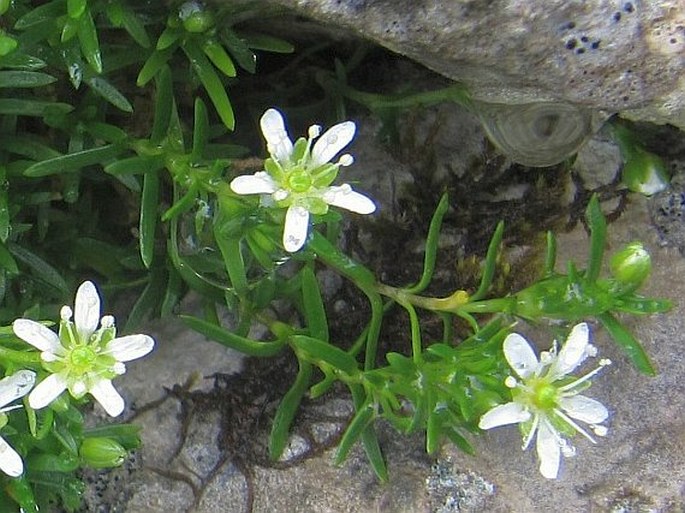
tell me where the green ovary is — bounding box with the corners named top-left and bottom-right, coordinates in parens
top-left (69, 346), bottom-right (98, 375)
top-left (531, 380), bottom-right (559, 410)
top-left (286, 169), bottom-right (313, 193)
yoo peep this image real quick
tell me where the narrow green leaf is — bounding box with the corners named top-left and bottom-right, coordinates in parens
top-left (180, 314), bottom-right (286, 356)
top-left (74, 237), bottom-right (126, 278)
top-left (150, 65), bottom-right (173, 143)
top-left (7, 243), bottom-right (69, 295)
top-left (0, 71), bottom-right (56, 88)
top-left (6, 478), bottom-right (38, 513)
top-left (124, 268), bottom-right (166, 331)
top-left (0, 166), bottom-right (8, 243)
top-left (0, 136), bottom-right (62, 161)
top-left (77, 9), bottom-right (102, 73)
top-left (161, 183), bottom-right (199, 221)
top-left (290, 335), bottom-right (359, 375)
top-left (108, 1), bottom-right (151, 48)
top-left (136, 46), bottom-right (176, 87)
top-left (67, 0), bottom-right (87, 18)
top-left (245, 33), bottom-right (294, 53)
top-left (214, 224), bottom-right (247, 295)
top-left (61, 16), bottom-right (80, 43)
top-left (191, 98), bottom-right (209, 162)
top-left (86, 76), bottom-right (133, 112)
top-left (202, 39), bottom-right (236, 77)
top-left (104, 155), bottom-right (164, 176)
top-left (407, 193), bottom-right (449, 294)
top-left (139, 171), bottom-right (159, 269)
top-left (220, 28), bottom-right (256, 73)
top-left (84, 121), bottom-right (128, 143)
top-left (183, 42), bottom-right (235, 130)
top-left (300, 265), bottom-right (329, 342)
top-left (335, 402), bottom-right (376, 465)
top-left (15, 1), bottom-right (64, 29)
top-left (0, 243), bottom-right (18, 274)
top-left (543, 230), bottom-right (557, 276)
top-left (156, 26), bottom-right (181, 50)
top-left (23, 144), bottom-right (123, 177)
top-left (598, 312), bottom-right (655, 376)
top-left (585, 194), bottom-right (606, 283)
top-left (470, 221), bottom-right (505, 301)
top-left (160, 266), bottom-right (184, 317)
top-left (269, 360), bottom-right (312, 460)
top-left (0, 99), bottom-right (73, 117)
top-left (0, 53), bottom-right (47, 71)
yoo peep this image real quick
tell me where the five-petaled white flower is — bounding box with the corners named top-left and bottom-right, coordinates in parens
top-left (0, 370), bottom-right (36, 477)
top-left (230, 108), bottom-right (376, 252)
top-left (13, 281), bottom-right (155, 417)
top-left (479, 323), bottom-right (611, 479)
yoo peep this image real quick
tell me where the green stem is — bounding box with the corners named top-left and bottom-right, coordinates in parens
top-left (459, 297), bottom-right (516, 314)
top-left (309, 232), bottom-right (382, 371)
top-left (397, 299), bottom-right (422, 364)
top-left (376, 283), bottom-right (470, 314)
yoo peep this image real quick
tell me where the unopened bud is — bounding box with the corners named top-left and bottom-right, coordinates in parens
top-left (610, 242), bottom-right (651, 293)
top-left (621, 148), bottom-right (669, 196)
top-left (79, 437), bottom-right (128, 468)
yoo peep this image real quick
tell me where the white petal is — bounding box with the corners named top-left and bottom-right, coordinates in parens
top-left (260, 108), bottom-right (293, 163)
top-left (12, 319), bottom-right (61, 353)
top-left (74, 281), bottom-right (101, 343)
top-left (230, 172), bottom-right (278, 195)
top-left (536, 419), bottom-right (561, 479)
top-left (558, 394), bottom-right (609, 424)
top-left (283, 205), bottom-right (310, 252)
top-left (479, 402), bottom-right (531, 429)
top-left (323, 185), bottom-right (376, 214)
top-left (28, 373), bottom-right (68, 409)
top-left (503, 333), bottom-right (540, 379)
top-left (551, 323), bottom-right (590, 378)
top-left (311, 121), bottom-right (356, 167)
top-left (0, 370), bottom-right (36, 408)
top-left (0, 436), bottom-right (24, 477)
top-left (105, 334), bottom-right (155, 362)
top-left (89, 379), bottom-right (125, 417)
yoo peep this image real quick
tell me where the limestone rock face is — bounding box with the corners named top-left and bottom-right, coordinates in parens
top-left (257, 0), bottom-right (685, 129)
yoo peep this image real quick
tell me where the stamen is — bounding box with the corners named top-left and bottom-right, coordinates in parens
top-left (308, 125), bottom-right (322, 139)
top-left (101, 315), bottom-right (115, 329)
top-left (553, 407), bottom-right (597, 443)
top-left (558, 359), bottom-right (611, 392)
top-left (338, 154), bottom-right (354, 166)
top-left (60, 306), bottom-right (73, 321)
top-left (273, 189), bottom-right (289, 201)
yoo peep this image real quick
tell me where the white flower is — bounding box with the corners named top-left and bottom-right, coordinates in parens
top-left (0, 370), bottom-right (36, 477)
top-left (13, 281), bottom-right (154, 417)
top-left (478, 323), bottom-right (611, 479)
top-left (230, 108), bottom-right (376, 252)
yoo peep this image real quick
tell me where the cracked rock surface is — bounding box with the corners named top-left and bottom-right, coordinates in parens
top-left (249, 0), bottom-right (685, 129)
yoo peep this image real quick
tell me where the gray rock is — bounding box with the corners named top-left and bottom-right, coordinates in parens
top-left (252, 0), bottom-right (685, 130)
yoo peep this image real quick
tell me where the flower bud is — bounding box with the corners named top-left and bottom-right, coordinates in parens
top-left (179, 2), bottom-right (214, 33)
top-left (610, 241), bottom-right (651, 293)
top-left (79, 437), bottom-right (128, 468)
top-left (621, 148), bottom-right (669, 196)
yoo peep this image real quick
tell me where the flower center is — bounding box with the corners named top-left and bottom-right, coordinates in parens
top-left (286, 169), bottom-right (313, 193)
top-left (69, 346), bottom-right (97, 375)
top-left (532, 381), bottom-right (558, 410)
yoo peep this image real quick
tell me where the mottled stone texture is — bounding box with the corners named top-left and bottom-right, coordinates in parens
top-left (256, 0), bottom-right (685, 128)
